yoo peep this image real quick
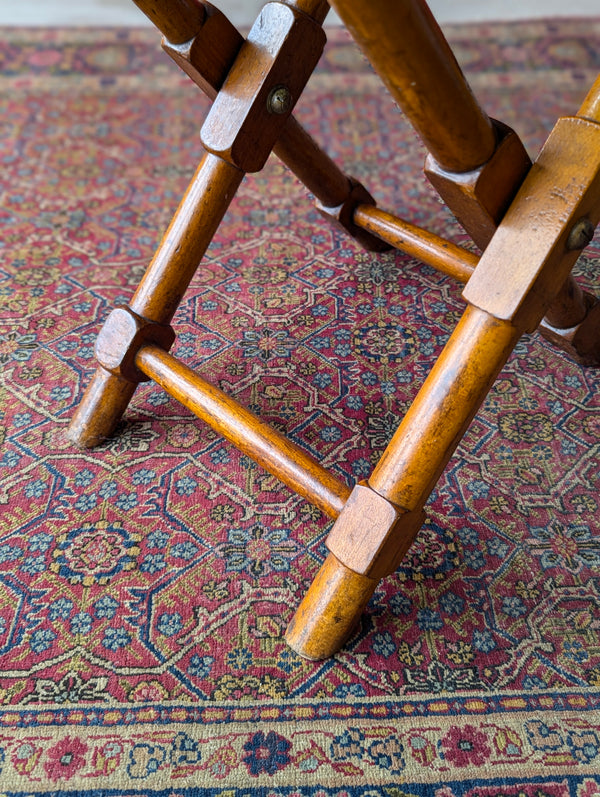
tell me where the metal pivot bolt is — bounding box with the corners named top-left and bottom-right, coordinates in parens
top-left (267, 85), bottom-right (293, 115)
top-left (567, 218), bottom-right (595, 251)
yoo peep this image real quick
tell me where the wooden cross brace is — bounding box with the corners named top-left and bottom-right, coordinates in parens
top-left (68, 0), bottom-right (600, 661)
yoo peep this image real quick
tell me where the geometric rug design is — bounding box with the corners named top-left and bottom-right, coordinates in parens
top-left (0, 19), bottom-right (599, 794)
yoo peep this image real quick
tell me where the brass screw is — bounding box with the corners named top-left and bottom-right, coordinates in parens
top-left (567, 218), bottom-right (595, 251)
top-left (267, 85), bottom-right (293, 115)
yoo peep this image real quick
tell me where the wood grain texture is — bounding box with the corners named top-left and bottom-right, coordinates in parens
top-left (162, 3), bottom-right (244, 100)
top-left (463, 117), bottom-right (600, 332)
top-left (285, 552), bottom-right (378, 660)
top-left (94, 307), bottom-right (175, 383)
top-left (424, 120), bottom-right (532, 250)
top-left (328, 0), bottom-right (496, 173)
top-left (353, 204), bottom-right (478, 282)
top-left (325, 483), bottom-right (426, 579)
top-left (131, 0), bottom-right (207, 44)
top-left (369, 306), bottom-right (520, 510)
top-left (130, 153), bottom-right (244, 322)
top-left (67, 367), bottom-right (138, 449)
top-left (135, 345), bottom-right (352, 519)
top-left (200, 2), bottom-right (326, 171)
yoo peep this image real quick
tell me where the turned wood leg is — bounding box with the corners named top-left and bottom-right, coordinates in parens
top-left (286, 306), bottom-right (520, 659)
top-left (331, 0), bottom-right (600, 366)
top-left (67, 369), bottom-right (138, 449)
top-left (288, 103), bottom-right (600, 658)
top-left (286, 553), bottom-right (378, 660)
top-left (68, 153), bottom-right (244, 448)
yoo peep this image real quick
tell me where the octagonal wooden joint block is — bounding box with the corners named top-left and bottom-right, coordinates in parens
top-left (326, 482), bottom-right (425, 581)
top-left (95, 306), bottom-right (176, 383)
top-left (316, 177), bottom-right (392, 252)
top-left (425, 120), bottom-right (532, 250)
top-left (462, 116), bottom-right (600, 332)
top-left (201, 1), bottom-right (326, 172)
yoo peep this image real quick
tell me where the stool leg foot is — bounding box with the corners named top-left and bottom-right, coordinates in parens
top-left (287, 307), bottom-right (521, 658)
top-left (67, 367), bottom-right (138, 449)
top-left (68, 153), bottom-right (243, 449)
top-left (286, 552), bottom-right (377, 660)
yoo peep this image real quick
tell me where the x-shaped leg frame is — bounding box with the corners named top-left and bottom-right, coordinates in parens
top-left (68, 0), bottom-right (600, 659)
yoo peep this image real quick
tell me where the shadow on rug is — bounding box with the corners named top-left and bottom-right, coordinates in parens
top-left (0, 17), bottom-right (599, 796)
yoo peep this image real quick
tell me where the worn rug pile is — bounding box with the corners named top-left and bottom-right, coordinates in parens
top-left (1, 17), bottom-right (600, 796)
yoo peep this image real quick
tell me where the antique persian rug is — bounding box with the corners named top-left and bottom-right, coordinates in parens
top-left (1, 16), bottom-right (600, 796)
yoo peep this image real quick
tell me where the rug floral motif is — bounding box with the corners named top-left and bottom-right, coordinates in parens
top-left (0, 17), bottom-right (599, 795)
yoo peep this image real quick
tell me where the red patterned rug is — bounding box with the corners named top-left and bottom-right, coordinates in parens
top-left (1, 17), bottom-right (600, 796)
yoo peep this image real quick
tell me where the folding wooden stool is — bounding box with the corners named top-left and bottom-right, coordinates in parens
top-left (68, 0), bottom-right (600, 660)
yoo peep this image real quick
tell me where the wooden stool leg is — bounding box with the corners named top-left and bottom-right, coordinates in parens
top-left (286, 553), bottom-right (378, 660)
top-left (70, 0), bottom-right (351, 450)
top-left (286, 306), bottom-right (520, 659)
top-left (328, 0), bottom-right (530, 245)
top-left (67, 370), bottom-right (138, 450)
top-left (68, 154), bottom-right (243, 448)
top-left (330, 0), bottom-right (599, 364)
top-left (330, 0), bottom-right (498, 173)
top-left (127, 154), bottom-right (242, 321)
top-left (288, 86), bottom-right (600, 658)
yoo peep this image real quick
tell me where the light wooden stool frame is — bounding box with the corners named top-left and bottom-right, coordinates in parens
top-left (68, 0), bottom-right (600, 660)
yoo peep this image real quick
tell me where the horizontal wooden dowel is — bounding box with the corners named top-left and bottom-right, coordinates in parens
top-left (353, 204), bottom-right (479, 283)
top-left (135, 345), bottom-right (352, 518)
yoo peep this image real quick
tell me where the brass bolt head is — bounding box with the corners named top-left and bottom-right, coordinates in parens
top-left (267, 85), bottom-right (293, 115)
top-left (567, 218), bottom-right (595, 251)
